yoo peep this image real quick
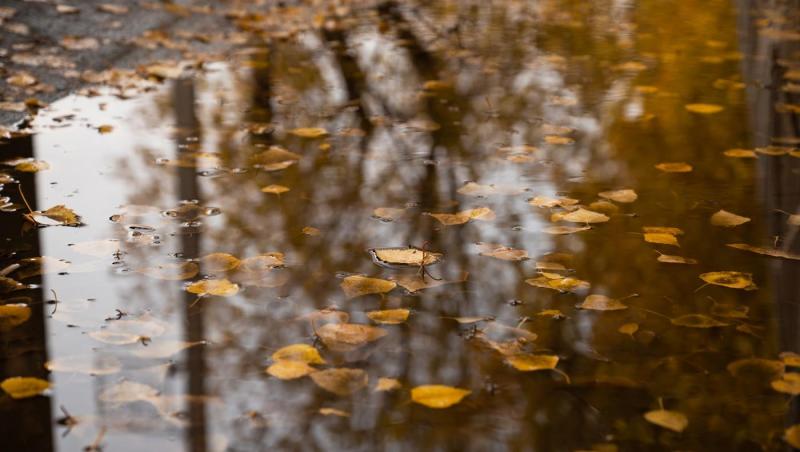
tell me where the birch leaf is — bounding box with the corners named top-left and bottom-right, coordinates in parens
top-left (1, 377), bottom-right (50, 399)
top-left (340, 275), bottom-right (396, 298)
top-left (644, 409), bottom-right (688, 432)
top-left (411, 385), bottom-right (471, 409)
top-left (710, 210), bottom-right (750, 227)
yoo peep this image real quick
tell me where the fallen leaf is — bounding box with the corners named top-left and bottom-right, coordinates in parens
top-left (70, 239), bottom-right (121, 257)
top-left (727, 358), bottom-right (784, 378)
top-left (375, 377), bottom-right (401, 392)
top-left (685, 103), bottom-right (724, 114)
top-left (340, 275), bottom-right (396, 298)
top-left (89, 317), bottom-right (167, 345)
top-left (786, 425), bottom-right (800, 448)
top-left (643, 226), bottom-right (684, 235)
top-left (261, 185), bottom-right (289, 195)
top-left (186, 279), bottom-right (239, 297)
top-left (670, 314), bottom-right (729, 328)
top-left (266, 360), bottom-right (316, 380)
top-left (28, 205), bottom-right (82, 226)
top-left (1, 377), bottom-right (50, 399)
top-left (755, 146), bottom-right (790, 156)
top-left (366, 309), bottom-right (410, 324)
top-left (98, 4), bottom-right (128, 14)
top-left (10, 159), bottom-right (49, 172)
top-left (543, 225), bottom-right (591, 235)
top-left (319, 407), bottom-right (350, 417)
top-left (619, 323), bottom-right (639, 338)
top-left (505, 354), bottom-right (559, 372)
top-left (727, 243), bottom-right (800, 260)
top-left (310, 368), bottom-right (368, 396)
top-left (644, 409), bottom-right (688, 432)
top-left (302, 226), bottom-right (320, 236)
top-left (771, 373), bottom-right (800, 395)
top-left (544, 135), bottom-right (574, 145)
top-left (560, 208), bottom-right (609, 224)
top-left (0, 303), bottom-right (31, 331)
top-left (644, 232), bottom-right (680, 246)
top-left (457, 182), bottom-right (522, 196)
top-left (372, 207), bottom-right (405, 221)
top-left (369, 247), bottom-right (442, 267)
top-left (99, 380), bottom-right (159, 403)
top-left (45, 354), bottom-right (121, 375)
top-left (657, 254), bottom-right (697, 264)
top-left (13, 256), bottom-right (70, 279)
top-left (251, 146), bottom-right (300, 171)
top-left (724, 149), bottom-right (757, 158)
top-left (529, 195), bottom-right (579, 208)
top-left (272, 344), bottom-right (325, 364)
top-left (132, 340), bottom-right (205, 359)
top-left (578, 294), bottom-right (628, 311)
top-left (476, 243), bottom-right (529, 261)
top-left (710, 210), bottom-right (750, 227)
top-left (655, 162), bottom-right (693, 173)
top-left (315, 323), bottom-right (387, 352)
top-left (289, 127), bottom-right (328, 138)
top-left (0, 276), bottom-right (25, 293)
top-left (526, 274), bottom-right (590, 293)
top-left (411, 385), bottom-right (471, 409)
top-left (392, 272), bottom-right (468, 293)
top-left (200, 253), bottom-right (240, 272)
top-left (427, 207), bottom-right (496, 225)
top-left (598, 189), bottom-right (638, 203)
top-left (588, 200), bottom-right (620, 215)
top-left (700, 271), bottom-right (757, 290)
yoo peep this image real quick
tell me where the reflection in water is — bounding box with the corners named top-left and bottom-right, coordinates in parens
top-left (1, 0), bottom-right (800, 450)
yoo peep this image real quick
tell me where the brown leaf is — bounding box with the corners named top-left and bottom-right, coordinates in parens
top-left (310, 368), bottom-right (368, 396)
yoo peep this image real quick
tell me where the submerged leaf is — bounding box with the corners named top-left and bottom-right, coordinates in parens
top-left (786, 425), bottom-right (800, 448)
top-left (727, 358), bottom-right (785, 378)
top-left (1, 377), bottom-right (50, 399)
top-left (316, 323), bottom-right (387, 352)
top-left (700, 271), bottom-right (757, 290)
top-left (70, 239), bottom-right (121, 257)
top-left (457, 182), bottom-right (522, 196)
top-left (644, 409), bottom-right (688, 432)
top-left (411, 385), bottom-right (471, 409)
top-left (771, 373), bottom-right (800, 395)
top-left (710, 210), bottom-right (750, 227)
top-left (310, 368), bottom-right (368, 396)
top-left (670, 314), bottom-right (729, 328)
top-left (655, 162), bottom-right (693, 173)
top-left (99, 380), bottom-right (159, 403)
top-left (618, 323), bottom-right (639, 338)
top-left (393, 272), bottom-right (468, 293)
top-left (578, 294), bottom-right (628, 311)
top-left (340, 275), bottom-right (396, 299)
top-left (723, 148), bottom-right (757, 158)
top-left (598, 189), bottom-right (638, 203)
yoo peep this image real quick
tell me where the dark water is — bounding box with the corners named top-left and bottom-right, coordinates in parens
top-left (2, 1), bottom-right (800, 451)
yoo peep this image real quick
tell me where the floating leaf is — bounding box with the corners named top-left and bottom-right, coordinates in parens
top-left (411, 385), bottom-right (471, 409)
top-left (457, 182), bottom-right (522, 196)
top-left (505, 354), bottom-right (558, 372)
top-left (700, 271), bottom-right (757, 290)
top-left (786, 425), bottom-right (800, 448)
top-left (619, 323), bottom-right (639, 338)
top-left (657, 254), bottom-right (697, 264)
top-left (561, 208), bottom-right (609, 224)
top-left (310, 368), bottom-right (368, 396)
top-left (427, 207), bottom-right (496, 225)
top-left (537, 309), bottom-right (567, 319)
top-left (726, 243), bottom-right (800, 261)
top-left (45, 354), bottom-right (121, 375)
top-left (578, 294), bottom-right (628, 311)
top-left (369, 247), bottom-right (442, 267)
top-left (186, 279), bottom-right (239, 297)
top-left (670, 314), bottom-right (729, 328)
top-left (28, 205), bottom-right (82, 226)
top-left (0, 276), bottom-right (25, 293)
top-left (685, 103), bottom-right (724, 114)
top-left (771, 373), bottom-right (800, 395)
top-left (598, 189), bottom-right (638, 203)
top-left (373, 207), bottom-right (405, 221)
top-left (724, 149), bottom-right (757, 158)
top-left (200, 253), bottom-right (240, 272)
top-left (0, 303), bottom-right (30, 331)
top-left (655, 162), bottom-right (693, 173)
top-left (239, 253), bottom-right (284, 270)
top-left (132, 340), bottom-right (205, 359)
top-left (319, 407), bottom-right (350, 417)
top-left (88, 316), bottom-right (167, 345)
top-left (644, 409), bottom-right (688, 432)
top-left (543, 225), bottom-right (591, 235)
top-left (315, 323), bottom-right (387, 352)
top-left (643, 226), bottom-right (684, 236)
top-left (139, 262), bottom-right (199, 281)
top-left (755, 146), bottom-right (790, 156)
top-left (99, 380), bottom-right (159, 403)
top-left (710, 210), bottom-right (750, 227)
top-left (366, 309), bottom-right (410, 324)
top-left (266, 360), bottom-right (316, 380)
top-left (476, 243), bottom-right (529, 261)
top-left (251, 146), bottom-right (300, 171)
top-left (340, 275), bottom-right (396, 299)
top-left (644, 232), bottom-right (679, 246)
top-left (526, 274), bottom-right (590, 293)
top-left (302, 226), bottom-right (320, 236)
top-left (70, 239), bottom-right (121, 257)
top-left (1, 377), bottom-right (50, 399)
top-left (544, 135), bottom-right (574, 145)
top-left (727, 358), bottom-right (784, 378)
top-left (393, 272), bottom-right (468, 293)
top-left (271, 344), bottom-right (325, 364)
top-left (375, 377), bottom-right (401, 392)
top-left (261, 184), bottom-right (290, 195)
top-left (529, 196), bottom-right (579, 208)
top-left (289, 127), bottom-right (328, 138)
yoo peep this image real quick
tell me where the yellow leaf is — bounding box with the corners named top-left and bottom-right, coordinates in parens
top-left (272, 344), bottom-right (325, 364)
top-left (543, 225), bottom-right (591, 235)
top-left (266, 360), bottom-right (316, 380)
top-left (139, 262), bottom-right (199, 281)
top-left (644, 232), bottom-right (679, 246)
top-left (644, 409), bottom-right (688, 432)
top-left (0, 303), bottom-right (31, 331)
top-left (643, 226), bottom-right (684, 235)
top-left (700, 271), bottom-right (757, 290)
top-left (685, 103), bottom-right (724, 114)
top-left (710, 209), bottom-right (750, 227)
top-left (529, 195), bottom-right (579, 208)
top-left (457, 182), bottom-right (521, 196)
top-left (526, 274), bottom-right (590, 293)
top-left (13, 159), bottom-right (50, 172)
top-left (340, 275), bottom-right (396, 298)
top-left (723, 148), bottom-right (757, 158)
top-left (411, 385), bottom-right (471, 409)
top-left (1, 376), bottom-right (50, 399)
top-left (375, 377), bottom-right (402, 392)
top-left (657, 254), bottom-right (697, 264)
top-left (422, 80), bottom-right (452, 90)
top-left (655, 162), bottom-right (693, 173)
top-left (366, 308), bottom-right (410, 324)
top-left (369, 247), bottom-right (442, 267)
top-left (544, 135), bottom-right (574, 145)
top-left (251, 146), bottom-right (300, 171)
top-left (310, 368), bottom-right (368, 396)
top-left (755, 146), bottom-right (790, 156)
top-left (618, 323), bottom-right (639, 338)
top-left (186, 278), bottom-right (239, 296)
top-left (505, 354), bottom-right (558, 372)
top-left (578, 294), bottom-right (628, 311)
top-left (598, 189), bottom-right (637, 203)
top-left (476, 243), bottom-right (529, 261)
top-left (670, 314), bottom-right (729, 328)
top-left (561, 208), bottom-right (609, 224)
top-left (727, 243), bottom-right (800, 261)
top-left (200, 253), bottom-right (240, 272)
top-left (771, 373), bottom-right (800, 395)
top-left (787, 425), bottom-right (800, 448)
top-left (261, 184), bottom-right (290, 195)
top-left (289, 127), bottom-right (328, 138)
top-left (427, 207), bottom-right (495, 225)
top-left (302, 226), bottom-right (320, 236)
top-left (29, 205), bottom-right (82, 226)
top-left (319, 407), bottom-right (350, 417)
top-left (316, 323), bottom-right (387, 352)
top-left (727, 358), bottom-right (784, 378)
